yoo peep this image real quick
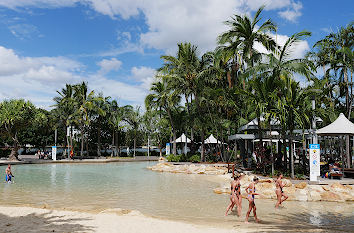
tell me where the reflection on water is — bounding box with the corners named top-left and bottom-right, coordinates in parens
top-left (0, 162), bottom-right (353, 230)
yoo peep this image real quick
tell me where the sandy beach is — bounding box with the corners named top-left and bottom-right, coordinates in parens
top-left (0, 206), bottom-right (261, 233)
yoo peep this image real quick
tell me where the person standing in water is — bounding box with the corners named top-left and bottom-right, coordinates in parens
top-left (245, 177), bottom-right (260, 223)
top-left (5, 164), bottom-right (14, 182)
top-left (275, 174), bottom-right (288, 208)
top-left (225, 176), bottom-right (237, 216)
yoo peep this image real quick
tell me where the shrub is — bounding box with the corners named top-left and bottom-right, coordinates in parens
top-left (166, 154), bottom-right (181, 162)
top-left (189, 154), bottom-right (200, 163)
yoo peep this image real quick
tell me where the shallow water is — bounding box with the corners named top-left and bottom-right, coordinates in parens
top-left (1, 162), bottom-right (353, 231)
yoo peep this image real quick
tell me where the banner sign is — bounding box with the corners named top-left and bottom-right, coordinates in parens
top-left (309, 144), bottom-right (320, 181)
top-left (166, 143), bottom-right (171, 155)
top-left (52, 146), bottom-right (57, 161)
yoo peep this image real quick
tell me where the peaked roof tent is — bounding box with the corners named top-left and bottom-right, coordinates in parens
top-left (238, 115), bottom-right (280, 132)
top-left (204, 134), bottom-right (222, 144)
top-left (316, 113), bottom-right (354, 135)
top-left (171, 133), bottom-right (191, 143)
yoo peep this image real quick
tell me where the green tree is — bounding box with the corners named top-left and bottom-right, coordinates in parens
top-left (0, 99), bottom-right (36, 160)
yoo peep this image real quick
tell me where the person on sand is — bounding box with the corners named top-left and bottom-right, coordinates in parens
top-left (225, 175), bottom-right (237, 216)
top-left (234, 174), bottom-right (242, 217)
top-left (275, 174), bottom-right (288, 208)
top-left (5, 164), bottom-right (14, 182)
top-left (245, 177), bottom-right (260, 223)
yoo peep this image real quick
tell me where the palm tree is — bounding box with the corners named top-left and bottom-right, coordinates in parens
top-left (53, 84), bottom-right (75, 158)
top-left (145, 80), bottom-right (181, 155)
top-left (108, 100), bottom-right (126, 157)
top-left (279, 77), bottom-right (311, 178)
top-left (124, 106), bottom-right (142, 157)
top-left (218, 5), bottom-right (277, 68)
top-left (92, 93), bottom-right (110, 157)
top-left (72, 82), bottom-right (95, 158)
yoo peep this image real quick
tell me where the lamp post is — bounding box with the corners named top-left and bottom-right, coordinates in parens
top-left (312, 96), bottom-right (318, 144)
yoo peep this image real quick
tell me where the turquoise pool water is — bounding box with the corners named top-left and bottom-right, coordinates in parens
top-left (0, 162), bottom-right (353, 230)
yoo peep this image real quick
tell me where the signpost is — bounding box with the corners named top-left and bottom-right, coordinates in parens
top-left (166, 143), bottom-right (171, 155)
top-left (309, 144), bottom-right (320, 181)
top-left (52, 146), bottom-right (57, 161)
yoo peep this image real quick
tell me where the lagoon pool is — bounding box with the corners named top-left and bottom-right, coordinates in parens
top-left (1, 162), bottom-right (353, 231)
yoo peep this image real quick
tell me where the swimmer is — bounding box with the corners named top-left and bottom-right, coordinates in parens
top-left (275, 174), bottom-right (288, 208)
top-left (225, 175), bottom-right (238, 216)
top-left (5, 164), bottom-right (14, 183)
top-left (245, 177), bottom-right (260, 223)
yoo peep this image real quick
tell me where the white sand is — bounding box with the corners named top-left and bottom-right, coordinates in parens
top-left (0, 206), bottom-right (261, 233)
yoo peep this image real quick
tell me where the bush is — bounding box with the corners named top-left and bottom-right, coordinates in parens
top-left (166, 154), bottom-right (181, 162)
top-left (0, 148), bottom-right (11, 158)
top-left (189, 154), bottom-right (200, 163)
top-left (205, 153), bottom-right (218, 163)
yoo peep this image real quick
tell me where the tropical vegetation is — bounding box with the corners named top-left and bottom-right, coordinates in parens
top-left (0, 7), bottom-right (352, 178)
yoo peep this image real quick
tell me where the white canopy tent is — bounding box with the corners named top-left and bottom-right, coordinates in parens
top-left (317, 113), bottom-right (354, 168)
top-left (171, 133), bottom-right (191, 154)
top-left (204, 134), bottom-right (223, 144)
top-left (171, 133), bottom-right (191, 143)
top-left (238, 115), bottom-right (280, 132)
top-left (317, 113), bottom-right (354, 135)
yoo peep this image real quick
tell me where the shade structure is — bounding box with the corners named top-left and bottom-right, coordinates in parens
top-left (171, 133), bottom-right (191, 143)
top-left (316, 113), bottom-right (354, 135)
top-left (238, 115), bottom-right (280, 132)
top-left (204, 134), bottom-right (222, 144)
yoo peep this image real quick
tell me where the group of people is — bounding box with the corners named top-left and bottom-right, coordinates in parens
top-left (225, 174), bottom-right (288, 223)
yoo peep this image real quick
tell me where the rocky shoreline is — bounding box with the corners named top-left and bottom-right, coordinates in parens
top-left (148, 162), bottom-right (354, 202)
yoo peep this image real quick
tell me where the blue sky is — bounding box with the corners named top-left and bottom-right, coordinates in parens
top-left (0, 0), bottom-right (352, 108)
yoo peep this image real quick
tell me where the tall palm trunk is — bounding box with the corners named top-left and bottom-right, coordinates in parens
top-left (172, 130), bottom-right (177, 155)
top-left (133, 137), bottom-right (136, 157)
top-left (97, 124), bottom-right (101, 157)
top-left (111, 129), bottom-right (115, 157)
top-left (269, 124), bottom-right (274, 176)
top-left (201, 131), bottom-right (205, 162)
top-left (166, 108), bottom-right (176, 155)
top-left (115, 131), bottom-right (119, 157)
top-left (282, 131), bottom-right (287, 173)
top-left (289, 133), bottom-right (294, 179)
top-left (80, 127), bottom-right (84, 158)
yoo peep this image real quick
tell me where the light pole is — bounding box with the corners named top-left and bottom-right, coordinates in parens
top-left (312, 96), bottom-right (318, 144)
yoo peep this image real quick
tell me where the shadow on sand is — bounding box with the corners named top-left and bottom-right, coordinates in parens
top-left (246, 212), bottom-right (354, 233)
top-left (0, 211), bottom-right (95, 232)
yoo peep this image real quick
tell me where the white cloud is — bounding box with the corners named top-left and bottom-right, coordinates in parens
top-left (278, 1), bottom-right (302, 22)
top-left (88, 74), bottom-right (147, 105)
top-left (245, 0), bottom-right (291, 11)
top-left (254, 33), bottom-right (310, 59)
top-left (0, 0), bottom-right (78, 9)
top-left (97, 58), bottom-right (122, 74)
top-left (130, 66), bottom-right (156, 90)
top-left (0, 46), bottom-right (147, 108)
top-left (8, 24), bottom-right (41, 40)
top-left (2, 0), bottom-right (305, 53)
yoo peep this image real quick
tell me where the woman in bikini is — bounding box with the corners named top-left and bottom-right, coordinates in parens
top-left (275, 174), bottom-right (288, 208)
top-left (245, 177), bottom-right (260, 223)
top-left (234, 174), bottom-right (242, 217)
top-left (225, 175), bottom-right (238, 216)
